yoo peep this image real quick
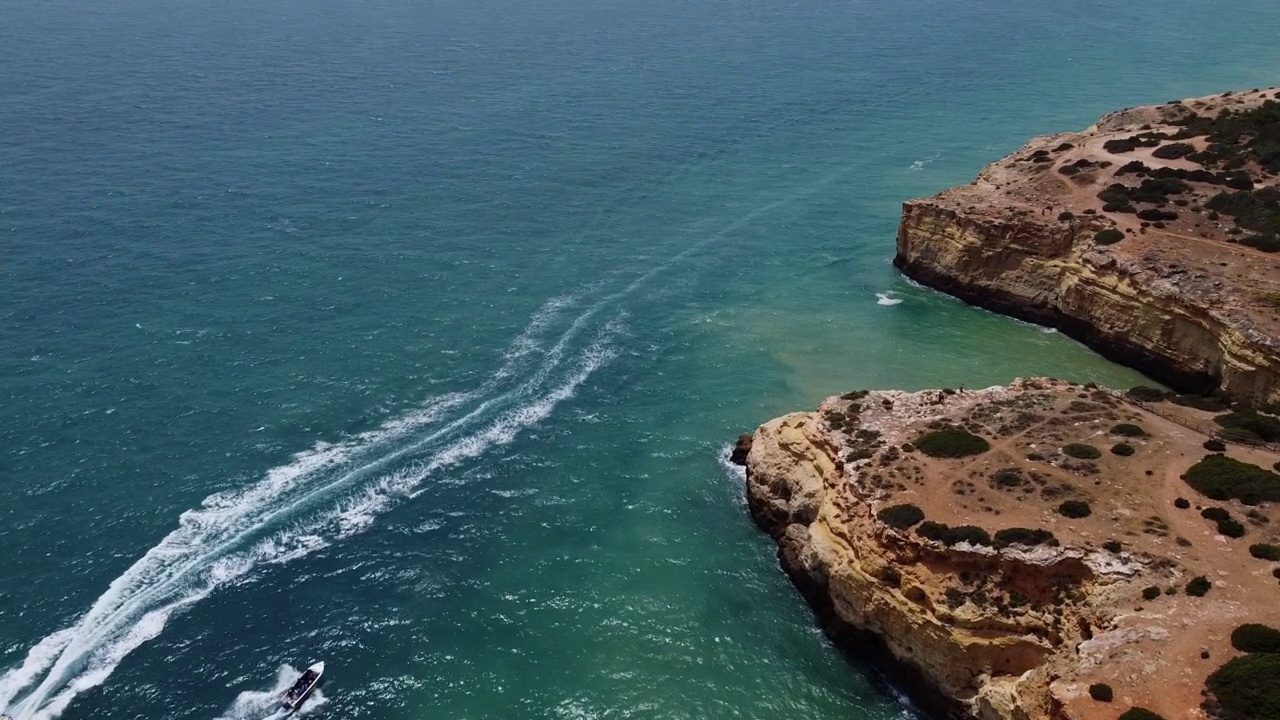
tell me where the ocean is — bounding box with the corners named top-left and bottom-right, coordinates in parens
top-left (2, 0), bottom-right (1278, 718)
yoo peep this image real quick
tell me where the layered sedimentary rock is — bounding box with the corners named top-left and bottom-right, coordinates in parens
top-left (895, 88), bottom-right (1280, 406)
top-left (744, 379), bottom-right (1280, 720)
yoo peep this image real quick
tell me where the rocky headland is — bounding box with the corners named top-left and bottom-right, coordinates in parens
top-left (740, 379), bottom-right (1280, 720)
top-left (895, 88), bottom-right (1280, 406)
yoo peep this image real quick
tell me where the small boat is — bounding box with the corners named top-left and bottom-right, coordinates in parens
top-left (280, 662), bottom-right (324, 712)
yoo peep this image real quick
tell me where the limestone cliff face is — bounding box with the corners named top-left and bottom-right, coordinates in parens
top-left (747, 409), bottom-right (1087, 720)
top-left (743, 380), bottom-right (1280, 720)
top-left (894, 88), bottom-right (1280, 406)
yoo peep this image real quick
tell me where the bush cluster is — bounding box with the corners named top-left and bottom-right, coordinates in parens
top-left (1141, 586), bottom-right (1161, 601)
top-left (1094, 228), bottom-right (1125, 245)
top-left (1206, 653), bottom-right (1280, 720)
top-left (1174, 497), bottom-right (1191, 509)
top-left (1111, 442), bottom-right (1135, 456)
top-left (1172, 99), bottom-right (1280, 173)
top-left (1249, 543), bottom-right (1280, 561)
top-left (1171, 393), bottom-right (1230, 411)
top-left (1207, 188), bottom-right (1280, 253)
top-left (1204, 438), bottom-right (1227, 452)
top-left (1063, 443), bottom-right (1102, 460)
top-left (1214, 411), bottom-right (1280, 443)
top-left (914, 427), bottom-right (991, 458)
top-left (1058, 500), bottom-right (1092, 519)
top-left (1102, 539), bottom-right (1123, 553)
top-left (1151, 141), bottom-right (1195, 159)
top-left (1111, 423), bottom-right (1147, 437)
top-left (1186, 575), bottom-right (1212, 597)
top-left (993, 527), bottom-right (1059, 549)
top-left (1201, 507), bottom-right (1247, 538)
top-left (993, 468), bottom-right (1023, 488)
top-left (1182, 454), bottom-right (1280, 504)
top-left (877, 503), bottom-right (925, 530)
top-left (1113, 158), bottom-right (1253, 189)
top-left (1137, 207), bottom-right (1179, 222)
top-left (916, 521), bottom-right (991, 547)
top-left (1230, 623), bottom-right (1280, 654)
top-left (1088, 683), bottom-right (1113, 702)
top-left (1103, 133), bottom-right (1167, 154)
top-left (1097, 177), bottom-right (1191, 214)
top-left (1127, 386), bottom-right (1168, 402)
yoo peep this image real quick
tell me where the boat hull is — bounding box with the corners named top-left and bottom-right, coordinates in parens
top-left (280, 662), bottom-right (324, 711)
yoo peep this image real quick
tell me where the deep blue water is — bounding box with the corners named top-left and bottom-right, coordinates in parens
top-left (3, 1), bottom-right (1279, 718)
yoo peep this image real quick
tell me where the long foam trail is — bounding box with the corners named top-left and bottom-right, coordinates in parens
top-left (0, 296), bottom-right (616, 720)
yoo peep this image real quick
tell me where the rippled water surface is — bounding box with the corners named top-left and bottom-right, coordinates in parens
top-left (3, 0), bottom-right (1280, 718)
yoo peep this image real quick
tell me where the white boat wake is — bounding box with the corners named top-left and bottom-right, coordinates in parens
top-left (0, 294), bottom-right (619, 720)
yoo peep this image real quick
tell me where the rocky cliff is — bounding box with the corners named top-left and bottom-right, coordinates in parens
top-left (895, 88), bottom-right (1280, 406)
top-left (744, 379), bottom-right (1280, 720)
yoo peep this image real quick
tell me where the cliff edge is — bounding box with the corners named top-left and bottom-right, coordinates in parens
top-left (744, 379), bottom-right (1280, 720)
top-left (895, 88), bottom-right (1280, 406)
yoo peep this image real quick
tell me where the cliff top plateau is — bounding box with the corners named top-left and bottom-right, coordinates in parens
top-left (744, 379), bottom-right (1280, 720)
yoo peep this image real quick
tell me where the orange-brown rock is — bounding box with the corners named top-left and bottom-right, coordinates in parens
top-left (746, 379), bottom-right (1280, 719)
top-left (895, 88), bottom-right (1280, 406)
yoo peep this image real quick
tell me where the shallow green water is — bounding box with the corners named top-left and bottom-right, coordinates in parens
top-left (2, 0), bottom-right (1279, 718)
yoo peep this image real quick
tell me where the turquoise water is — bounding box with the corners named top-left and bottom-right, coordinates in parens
top-left (3, 1), bottom-right (1279, 718)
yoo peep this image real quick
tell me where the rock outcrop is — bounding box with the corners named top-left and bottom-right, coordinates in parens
top-left (895, 88), bottom-right (1280, 406)
top-left (744, 380), bottom-right (1280, 720)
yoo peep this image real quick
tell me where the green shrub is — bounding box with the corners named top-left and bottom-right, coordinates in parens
top-left (1249, 543), bottom-right (1280, 561)
top-left (1275, 460), bottom-right (1280, 473)
top-left (1141, 586), bottom-right (1161, 601)
top-left (1127, 386), bottom-right (1168, 402)
top-left (1117, 709), bottom-right (1166, 720)
top-left (1204, 438), bottom-right (1227, 452)
top-left (1206, 653), bottom-right (1280, 720)
top-left (1182, 454), bottom-right (1280, 503)
top-left (1186, 575), bottom-right (1212, 596)
top-left (1111, 443), bottom-right (1135, 456)
top-left (877, 503), bottom-right (925, 530)
top-left (1230, 623), bottom-right (1280, 653)
top-left (1171, 393), bottom-right (1230, 411)
top-left (1058, 500), bottom-right (1092, 519)
top-left (1088, 682), bottom-right (1114, 702)
top-left (993, 468), bottom-right (1023, 488)
top-left (1201, 507), bottom-right (1246, 537)
top-left (1063, 443), bottom-right (1102, 460)
top-left (1215, 412), bottom-right (1280, 443)
top-left (994, 527), bottom-right (1059, 549)
top-left (1152, 142), bottom-right (1195, 159)
top-left (1202, 507), bottom-right (1232, 522)
top-left (1094, 228), bottom-right (1125, 245)
top-left (915, 427), bottom-right (991, 458)
top-left (1174, 497), bottom-right (1191, 509)
top-left (1111, 423), bottom-right (1147, 437)
top-left (1103, 540), bottom-right (1123, 553)
top-left (1137, 208), bottom-right (1179, 221)
top-left (916, 521), bottom-right (991, 547)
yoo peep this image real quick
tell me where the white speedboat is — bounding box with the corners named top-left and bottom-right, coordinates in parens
top-left (280, 662), bottom-right (324, 712)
